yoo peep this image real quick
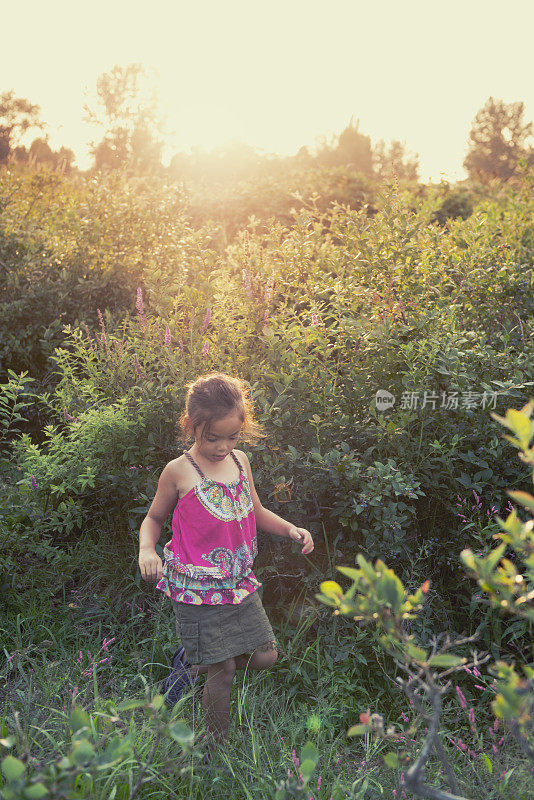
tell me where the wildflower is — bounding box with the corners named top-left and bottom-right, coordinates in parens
top-left (311, 312), bottom-right (319, 327)
top-left (456, 686), bottom-right (467, 709)
top-left (202, 341), bottom-right (209, 356)
top-left (136, 288), bottom-right (144, 315)
top-left (200, 308), bottom-right (212, 333)
top-left (317, 775), bottom-right (322, 789)
top-left (468, 707), bottom-right (476, 733)
top-left (493, 718), bottom-right (499, 732)
top-left (97, 308), bottom-right (107, 350)
top-left (102, 637), bottom-right (115, 651)
top-left (164, 326), bottom-right (171, 346)
top-left (472, 666), bottom-right (482, 677)
top-left (264, 272), bottom-right (274, 302)
top-left (30, 475), bottom-right (38, 491)
top-left (242, 269), bottom-right (253, 298)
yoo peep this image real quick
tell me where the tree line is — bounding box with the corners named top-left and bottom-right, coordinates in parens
top-left (1, 62), bottom-right (533, 185)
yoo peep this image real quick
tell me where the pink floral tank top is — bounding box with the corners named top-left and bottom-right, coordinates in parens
top-left (155, 449), bottom-right (262, 605)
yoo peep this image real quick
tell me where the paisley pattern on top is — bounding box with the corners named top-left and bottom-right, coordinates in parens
top-left (194, 474), bottom-right (253, 522)
top-left (155, 450), bottom-right (262, 606)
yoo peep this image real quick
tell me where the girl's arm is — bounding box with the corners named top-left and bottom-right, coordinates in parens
top-left (237, 450), bottom-right (314, 555)
top-left (139, 461), bottom-right (180, 579)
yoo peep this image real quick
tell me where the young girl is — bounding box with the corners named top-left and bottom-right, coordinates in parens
top-left (138, 372), bottom-right (314, 753)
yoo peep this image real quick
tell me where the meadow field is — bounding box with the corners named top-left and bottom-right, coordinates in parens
top-left (1, 163), bottom-right (533, 799)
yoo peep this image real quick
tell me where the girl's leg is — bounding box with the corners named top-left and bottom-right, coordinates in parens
top-left (202, 657), bottom-right (236, 744)
top-left (190, 640), bottom-right (280, 677)
top-left (234, 640), bottom-right (279, 671)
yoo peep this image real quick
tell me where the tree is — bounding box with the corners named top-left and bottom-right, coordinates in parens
top-left (0, 90), bottom-right (45, 164)
top-left (316, 116), bottom-right (374, 176)
top-left (464, 96), bottom-right (534, 182)
top-left (83, 63), bottom-right (167, 174)
top-left (373, 139), bottom-right (419, 182)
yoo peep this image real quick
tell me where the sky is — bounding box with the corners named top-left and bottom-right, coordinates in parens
top-left (2, 0), bottom-right (533, 183)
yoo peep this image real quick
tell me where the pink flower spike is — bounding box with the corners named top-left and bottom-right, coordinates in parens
top-left (164, 326), bottom-right (171, 346)
top-left (475, 684), bottom-right (485, 690)
top-left (493, 718), bottom-right (499, 731)
top-left (456, 686), bottom-right (467, 709)
top-left (202, 340), bottom-right (209, 356)
top-left (200, 308), bottom-right (212, 333)
top-left (492, 744), bottom-right (498, 755)
top-left (311, 312), bottom-right (319, 327)
top-left (136, 288), bottom-right (144, 315)
top-left (472, 666), bottom-right (482, 677)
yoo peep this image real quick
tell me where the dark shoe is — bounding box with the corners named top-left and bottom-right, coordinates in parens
top-left (163, 646), bottom-right (198, 707)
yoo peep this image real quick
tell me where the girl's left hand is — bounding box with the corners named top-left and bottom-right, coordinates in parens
top-left (287, 525), bottom-right (314, 555)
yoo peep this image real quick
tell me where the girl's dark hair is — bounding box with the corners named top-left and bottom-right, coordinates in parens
top-left (178, 372), bottom-right (267, 446)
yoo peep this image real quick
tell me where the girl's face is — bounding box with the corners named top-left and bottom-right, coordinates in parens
top-left (188, 411), bottom-right (243, 463)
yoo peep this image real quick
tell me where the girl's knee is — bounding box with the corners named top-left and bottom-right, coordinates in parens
top-left (252, 641), bottom-right (279, 669)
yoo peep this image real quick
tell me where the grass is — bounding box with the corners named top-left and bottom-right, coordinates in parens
top-left (1, 523), bottom-right (533, 799)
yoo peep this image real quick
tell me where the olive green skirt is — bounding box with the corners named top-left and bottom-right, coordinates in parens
top-left (171, 589), bottom-right (276, 665)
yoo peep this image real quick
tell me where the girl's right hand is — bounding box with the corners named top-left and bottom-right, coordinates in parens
top-left (139, 549), bottom-right (163, 582)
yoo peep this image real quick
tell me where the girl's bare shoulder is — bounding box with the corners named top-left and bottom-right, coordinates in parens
top-left (161, 455), bottom-right (189, 494)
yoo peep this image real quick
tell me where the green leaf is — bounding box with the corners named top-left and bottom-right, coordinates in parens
top-left (168, 721), bottom-right (194, 746)
top-left (319, 581), bottom-right (343, 599)
top-left (506, 490), bottom-right (534, 513)
top-left (486, 542), bottom-right (506, 571)
top-left (70, 706), bottom-right (91, 733)
top-left (71, 738), bottom-right (94, 766)
top-left (347, 724), bottom-right (368, 736)
top-left (151, 694), bottom-right (165, 711)
top-left (482, 753), bottom-right (492, 773)
top-left (337, 566), bottom-right (362, 582)
top-left (405, 643), bottom-right (428, 662)
top-left (116, 699), bottom-right (145, 712)
top-left (1, 755), bottom-right (26, 782)
top-left (299, 758), bottom-right (316, 779)
top-left (384, 752), bottom-right (399, 768)
top-left (300, 741), bottom-right (319, 765)
top-left (356, 554), bottom-right (376, 582)
top-left (23, 783), bottom-right (49, 799)
top-left (504, 409), bottom-right (533, 447)
top-left (428, 654), bottom-right (465, 668)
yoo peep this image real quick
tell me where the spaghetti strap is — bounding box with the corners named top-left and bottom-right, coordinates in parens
top-left (183, 450), bottom-right (205, 478)
top-left (230, 450), bottom-right (243, 473)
